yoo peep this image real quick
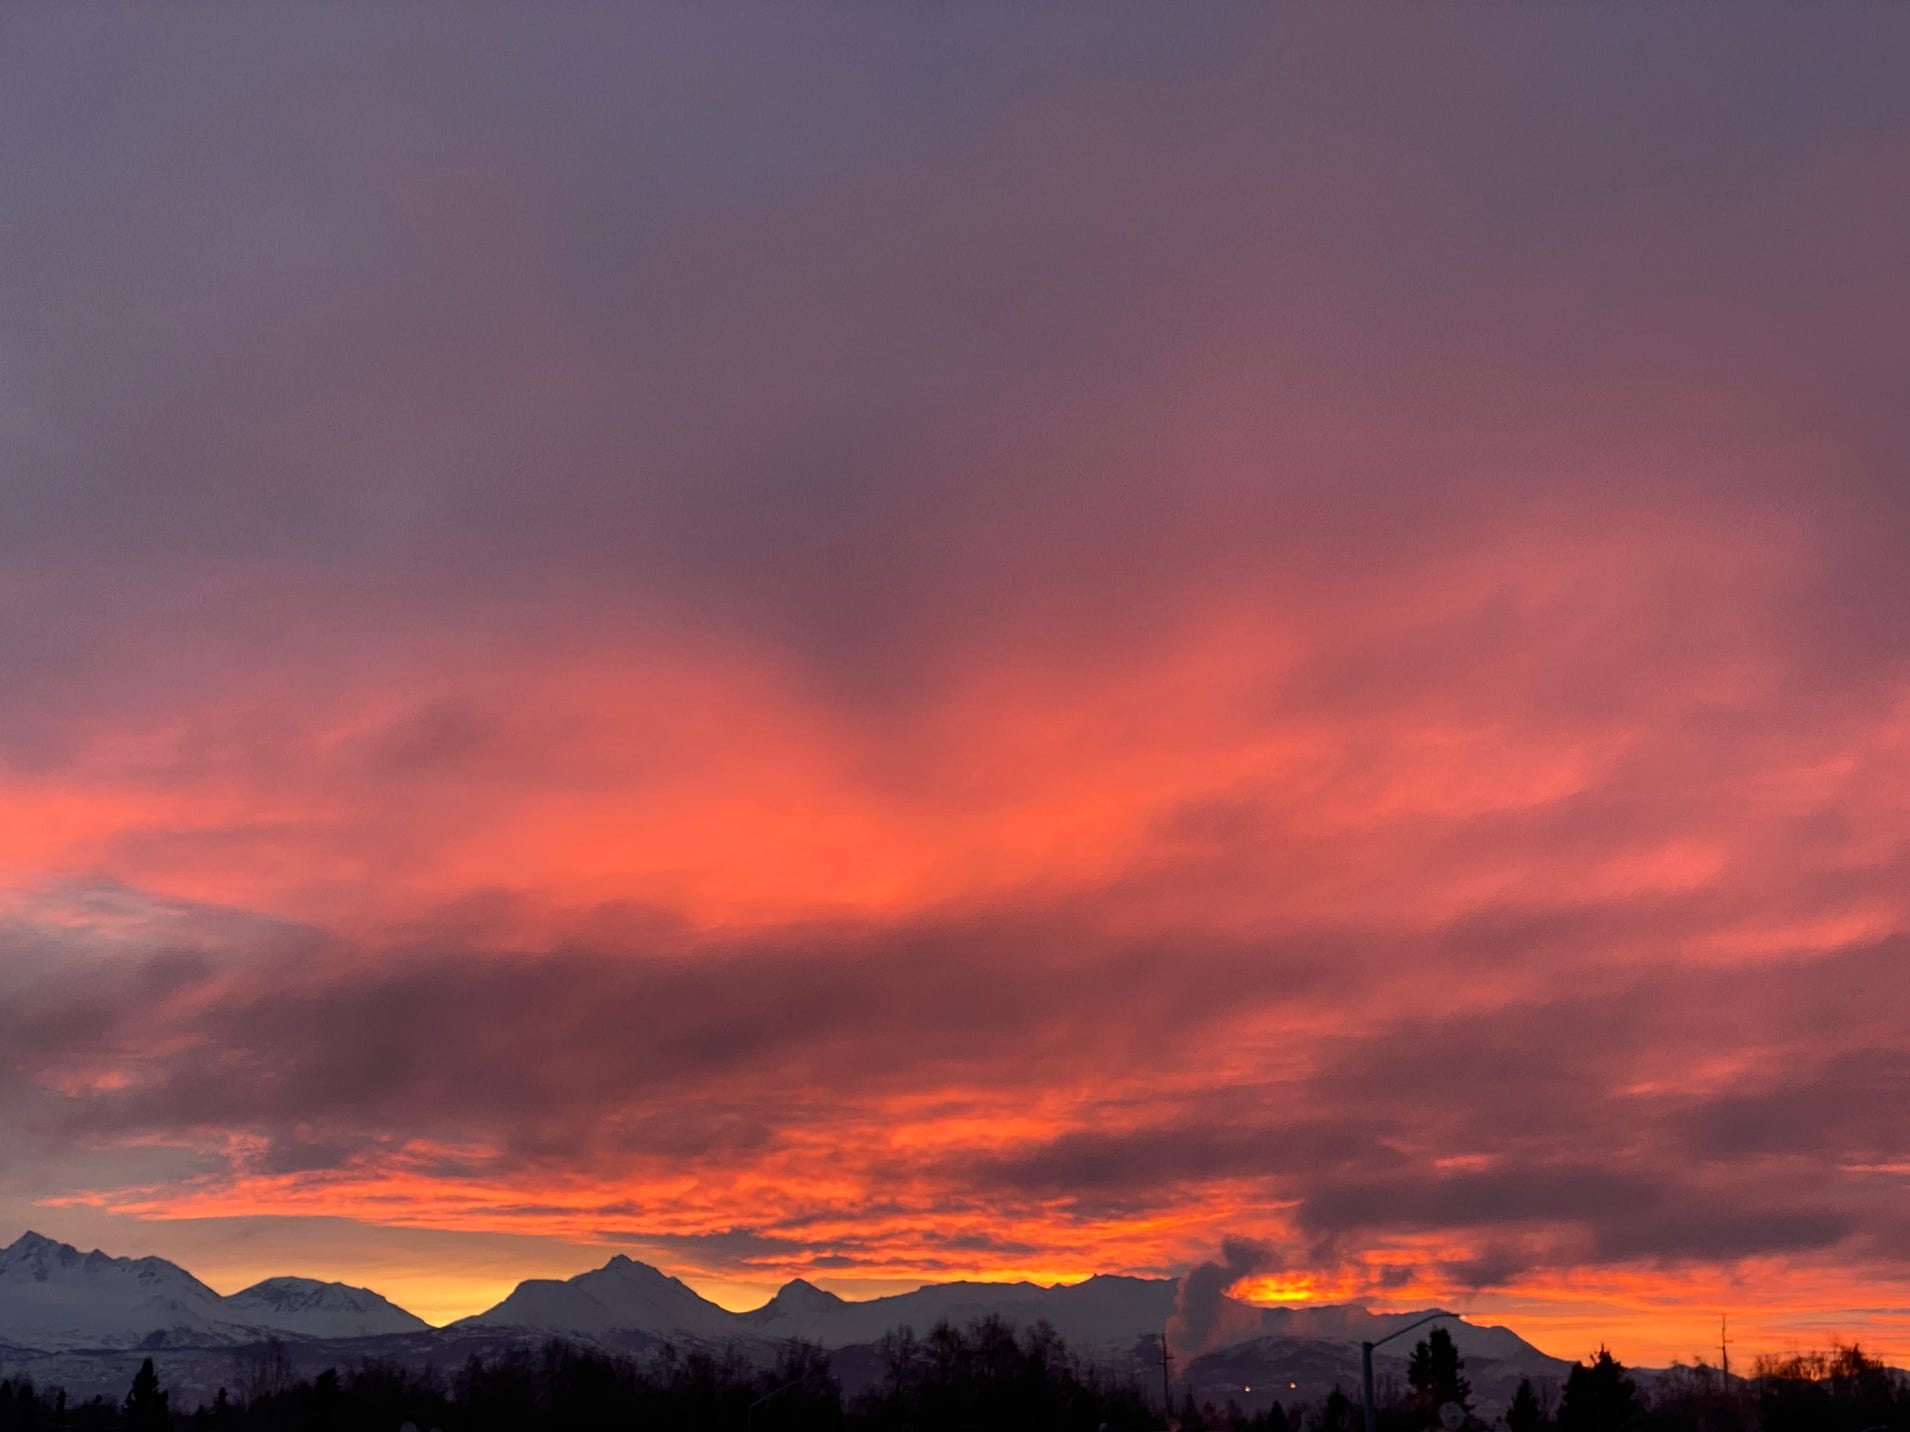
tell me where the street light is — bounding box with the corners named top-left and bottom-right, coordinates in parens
top-left (1361, 1311), bottom-right (1453, 1432)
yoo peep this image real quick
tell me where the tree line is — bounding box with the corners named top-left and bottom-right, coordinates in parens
top-left (1263, 1327), bottom-right (1910, 1432)
top-left (1, 1319), bottom-right (1907, 1431)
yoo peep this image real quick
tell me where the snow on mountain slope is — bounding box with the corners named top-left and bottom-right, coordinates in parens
top-left (0, 1232), bottom-right (250, 1352)
top-left (455, 1255), bottom-right (738, 1344)
top-left (737, 1278), bottom-right (848, 1338)
top-left (224, 1277), bottom-right (431, 1339)
top-left (1041, 1274), bottom-right (1180, 1350)
top-left (0, 1228), bottom-right (1558, 1383)
top-left (740, 1273), bottom-right (1176, 1354)
top-left (1260, 1303), bottom-right (1545, 1365)
top-left (771, 1279), bottom-right (1058, 1349)
top-left (694, 1269), bottom-right (1557, 1370)
top-left (745, 1275), bottom-right (1555, 1370)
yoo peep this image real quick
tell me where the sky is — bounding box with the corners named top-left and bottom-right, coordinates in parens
top-left (2, 4), bottom-right (1909, 1368)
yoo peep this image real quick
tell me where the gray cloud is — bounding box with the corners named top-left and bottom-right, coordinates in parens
top-left (3, 903), bottom-right (1352, 1154)
top-left (2, 7), bottom-right (1909, 729)
top-left (0, 882), bottom-right (1905, 1293)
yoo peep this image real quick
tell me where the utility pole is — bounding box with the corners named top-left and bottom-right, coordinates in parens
top-left (1161, 1323), bottom-right (1175, 1424)
top-left (1362, 1312), bottom-right (1452, 1432)
top-left (1720, 1314), bottom-right (1730, 1384)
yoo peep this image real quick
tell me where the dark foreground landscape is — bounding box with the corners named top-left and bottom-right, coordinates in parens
top-left (4, 1322), bottom-right (1910, 1432)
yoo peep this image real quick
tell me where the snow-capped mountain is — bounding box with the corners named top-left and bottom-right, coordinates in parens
top-left (726, 1271), bottom-right (1537, 1367)
top-left (457, 1261), bottom-right (1178, 1356)
top-left (1234, 1301), bottom-right (1545, 1367)
top-left (737, 1276), bottom-right (847, 1335)
top-left (739, 1272), bottom-right (1177, 1355)
top-left (0, 1226), bottom-right (1563, 1410)
top-left (453, 1254), bottom-right (737, 1345)
top-left (225, 1277), bottom-right (430, 1339)
top-left (0, 1232), bottom-right (252, 1352)
top-left (1034, 1273), bottom-right (1182, 1351)
top-left (0, 1234), bottom-right (429, 1351)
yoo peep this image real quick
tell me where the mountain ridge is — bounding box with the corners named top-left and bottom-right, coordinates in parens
top-left (225, 1276), bottom-right (431, 1339)
top-left (0, 1227), bottom-right (1564, 1408)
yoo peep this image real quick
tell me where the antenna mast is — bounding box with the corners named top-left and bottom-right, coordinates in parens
top-left (1720, 1313), bottom-right (1730, 1384)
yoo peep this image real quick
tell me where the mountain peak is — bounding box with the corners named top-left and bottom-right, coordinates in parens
top-left (227, 1276), bottom-right (430, 1336)
top-left (772, 1278), bottom-right (844, 1310)
top-left (602, 1255), bottom-right (679, 1283)
top-left (0, 1232), bottom-right (239, 1352)
top-left (1062, 1273), bottom-right (1163, 1289)
top-left (737, 1276), bottom-right (849, 1329)
top-left (232, 1275), bottom-right (380, 1304)
top-left (2, 1231), bottom-right (90, 1279)
top-left (457, 1251), bottom-right (737, 1342)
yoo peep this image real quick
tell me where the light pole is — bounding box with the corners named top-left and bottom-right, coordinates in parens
top-left (1361, 1311), bottom-right (1452, 1432)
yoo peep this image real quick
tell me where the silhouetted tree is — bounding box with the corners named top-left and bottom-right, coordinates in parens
top-left (198, 1386), bottom-right (235, 1429)
top-left (1558, 1347), bottom-right (1638, 1431)
top-left (233, 1338), bottom-right (292, 1408)
top-left (0, 1376), bottom-right (114, 1432)
top-left (121, 1358), bottom-right (170, 1432)
top-left (1506, 1376), bottom-right (1547, 1430)
top-left (754, 1339), bottom-right (841, 1431)
top-left (1317, 1387), bottom-right (1362, 1432)
top-left (1747, 1340), bottom-right (1910, 1432)
top-left (1407, 1327), bottom-right (1471, 1417)
top-left (876, 1323), bottom-right (921, 1404)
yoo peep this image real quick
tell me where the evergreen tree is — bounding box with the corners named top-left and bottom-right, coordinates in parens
top-left (122, 1358), bottom-right (170, 1431)
top-left (1407, 1327), bottom-right (1472, 1414)
top-left (1318, 1387), bottom-right (1361, 1432)
top-left (1506, 1376), bottom-right (1546, 1430)
top-left (1557, 1347), bottom-right (1638, 1430)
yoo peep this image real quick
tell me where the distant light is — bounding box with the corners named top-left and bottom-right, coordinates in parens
top-left (1244, 1386), bottom-right (1251, 1392)
top-left (1288, 1382), bottom-right (1297, 1389)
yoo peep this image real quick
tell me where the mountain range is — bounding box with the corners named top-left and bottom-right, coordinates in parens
top-left (0, 1231), bottom-right (426, 1351)
top-left (0, 1230), bottom-right (1569, 1413)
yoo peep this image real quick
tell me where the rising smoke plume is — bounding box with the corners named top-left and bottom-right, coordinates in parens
top-left (1166, 1236), bottom-right (1280, 1358)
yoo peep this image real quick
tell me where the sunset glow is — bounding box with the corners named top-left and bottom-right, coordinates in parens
top-left (4, 4), bottom-right (1909, 1376)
